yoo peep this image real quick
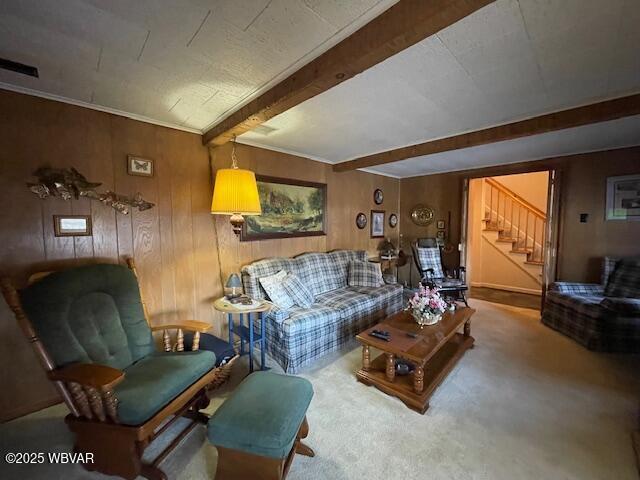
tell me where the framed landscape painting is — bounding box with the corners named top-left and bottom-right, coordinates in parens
top-left (241, 175), bottom-right (327, 241)
top-left (606, 174), bottom-right (640, 221)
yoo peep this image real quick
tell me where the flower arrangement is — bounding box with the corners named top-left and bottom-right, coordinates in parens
top-left (407, 285), bottom-right (448, 326)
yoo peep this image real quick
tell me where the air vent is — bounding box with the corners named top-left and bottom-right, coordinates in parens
top-left (0, 58), bottom-right (39, 78)
top-left (252, 124), bottom-right (278, 136)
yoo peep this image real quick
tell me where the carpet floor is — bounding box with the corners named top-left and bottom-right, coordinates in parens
top-left (2, 300), bottom-right (639, 480)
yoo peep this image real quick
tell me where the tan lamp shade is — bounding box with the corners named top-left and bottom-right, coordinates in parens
top-left (211, 168), bottom-right (262, 215)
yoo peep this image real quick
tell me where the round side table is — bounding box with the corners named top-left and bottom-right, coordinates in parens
top-left (213, 298), bottom-right (271, 373)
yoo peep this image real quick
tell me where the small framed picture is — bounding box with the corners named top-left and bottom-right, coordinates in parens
top-left (53, 215), bottom-right (92, 237)
top-left (388, 213), bottom-right (398, 228)
top-left (355, 212), bottom-right (367, 229)
top-left (373, 188), bottom-right (384, 205)
top-left (437, 220), bottom-right (445, 229)
top-left (371, 210), bottom-right (385, 238)
top-left (127, 155), bottom-right (154, 177)
top-left (436, 230), bottom-right (446, 240)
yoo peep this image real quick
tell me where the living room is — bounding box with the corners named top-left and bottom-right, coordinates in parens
top-left (0, 1), bottom-right (639, 479)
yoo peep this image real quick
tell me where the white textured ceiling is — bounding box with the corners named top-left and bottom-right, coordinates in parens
top-left (0, 0), bottom-right (398, 132)
top-left (239, 0), bottom-right (640, 176)
top-left (366, 115), bottom-right (640, 178)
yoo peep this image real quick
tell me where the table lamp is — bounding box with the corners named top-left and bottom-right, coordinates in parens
top-left (379, 238), bottom-right (396, 259)
top-left (225, 273), bottom-right (242, 299)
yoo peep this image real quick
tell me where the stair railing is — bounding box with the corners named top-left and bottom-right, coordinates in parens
top-left (483, 177), bottom-right (547, 264)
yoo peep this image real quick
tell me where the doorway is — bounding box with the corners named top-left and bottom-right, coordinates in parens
top-left (464, 171), bottom-right (551, 309)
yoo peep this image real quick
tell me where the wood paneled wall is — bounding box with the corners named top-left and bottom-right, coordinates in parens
top-left (555, 148), bottom-right (640, 282)
top-left (399, 173), bottom-right (464, 285)
top-left (210, 143), bottom-right (400, 281)
top-left (0, 90), bottom-right (400, 420)
top-left (0, 90), bottom-right (222, 420)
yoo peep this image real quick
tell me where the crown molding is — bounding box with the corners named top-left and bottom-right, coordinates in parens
top-left (0, 82), bottom-right (202, 134)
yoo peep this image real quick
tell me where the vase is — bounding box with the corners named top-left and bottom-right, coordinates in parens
top-left (412, 310), bottom-right (442, 327)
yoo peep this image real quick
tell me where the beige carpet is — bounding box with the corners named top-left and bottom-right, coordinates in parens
top-left (2, 300), bottom-right (639, 480)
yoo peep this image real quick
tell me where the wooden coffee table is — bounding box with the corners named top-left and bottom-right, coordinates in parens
top-left (356, 307), bottom-right (475, 414)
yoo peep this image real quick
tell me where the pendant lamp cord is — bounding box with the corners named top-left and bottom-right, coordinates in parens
top-left (231, 135), bottom-right (238, 169)
top-left (209, 146), bottom-right (229, 304)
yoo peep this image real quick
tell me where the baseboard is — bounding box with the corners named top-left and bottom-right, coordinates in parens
top-left (1, 397), bottom-right (62, 423)
top-left (471, 282), bottom-right (541, 296)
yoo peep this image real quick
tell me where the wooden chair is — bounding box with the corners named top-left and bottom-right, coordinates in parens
top-left (411, 239), bottom-right (469, 306)
top-left (1, 259), bottom-right (236, 480)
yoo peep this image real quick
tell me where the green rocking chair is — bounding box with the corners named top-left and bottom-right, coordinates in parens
top-left (1, 259), bottom-right (236, 480)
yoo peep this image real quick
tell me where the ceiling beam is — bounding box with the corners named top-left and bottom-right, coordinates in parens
top-left (202, 0), bottom-right (496, 146)
top-left (333, 93), bottom-right (640, 172)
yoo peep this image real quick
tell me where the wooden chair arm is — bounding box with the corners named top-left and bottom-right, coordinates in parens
top-left (151, 321), bottom-right (212, 352)
top-left (150, 320), bottom-right (212, 333)
top-left (48, 364), bottom-right (123, 423)
top-left (48, 363), bottom-right (125, 391)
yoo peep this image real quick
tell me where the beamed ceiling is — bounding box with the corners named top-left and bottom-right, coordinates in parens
top-left (238, 0), bottom-right (640, 176)
top-left (1, 0), bottom-right (638, 177)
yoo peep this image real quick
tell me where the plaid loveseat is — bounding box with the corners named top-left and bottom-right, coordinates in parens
top-left (242, 250), bottom-right (403, 373)
top-left (541, 257), bottom-right (640, 353)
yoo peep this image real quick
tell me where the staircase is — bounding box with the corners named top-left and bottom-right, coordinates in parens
top-left (481, 177), bottom-right (546, 287)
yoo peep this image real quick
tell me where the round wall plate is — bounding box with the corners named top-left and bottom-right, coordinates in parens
top-left (355, 212), bottom-right (367, 229)
top-left (373, 188), bottom-right (383, 205)
top-left (388, 213), bottom-right (398, 228)
top-left (410, 204), bottom-right (435, 226)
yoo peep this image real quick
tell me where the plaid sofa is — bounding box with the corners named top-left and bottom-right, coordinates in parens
top-left (541, 257), bottom-right (640, 353)
top-left (242, 250), bottom-right (404, 373)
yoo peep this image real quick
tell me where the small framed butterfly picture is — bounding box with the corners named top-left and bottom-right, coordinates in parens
top-left (127, 155), bottom-right (154, 177)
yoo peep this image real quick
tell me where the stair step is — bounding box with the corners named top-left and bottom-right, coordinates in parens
top-left (496, 237), bottom-right (517, 243)
top-left (510, 248), bottom-right (532, 254)
top-left (483, 228), bottom-right (503, 232)
top-left (525, 260), bottom-right (544, 266)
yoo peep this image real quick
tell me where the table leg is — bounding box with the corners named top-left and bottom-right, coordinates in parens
top-left (228, 313), bottom-right (234, 348)
top-left (385, 353), bottom-right (395, 382)
top-left (362, 345), bottom-right (370, 371)
top-left (464, 320), bottom-right (471, 337)
top-left (259, 312), bottom-right (266, 370)
top-left (414, 365), bottom-right (424, 394)
top-left (248, 312), bottom-right (254, 373)
top-left (239, 313), bottom-right (245, 354)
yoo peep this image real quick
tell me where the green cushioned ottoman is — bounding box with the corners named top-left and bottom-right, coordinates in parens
top-left (207, 371), bottom-right (315, 480)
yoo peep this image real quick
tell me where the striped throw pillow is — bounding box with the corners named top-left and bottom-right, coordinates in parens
top-left (604, 260), bottom-right (640, 298)
top-left (347, 260), bottom-right (383, 287)
top-left (282, 273), bottom-right (315, 308)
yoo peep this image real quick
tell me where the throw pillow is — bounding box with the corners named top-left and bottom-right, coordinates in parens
top-left (348, 260), bottom-right (383, 287)
top-left (282, 273), bottom-right (315, 308)
top-left (416, 247), bottom-right (445, 278)
top-left (604, 259), bottom-right (640, 298)
top-left (259, 270), bottom-right (294, 309)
